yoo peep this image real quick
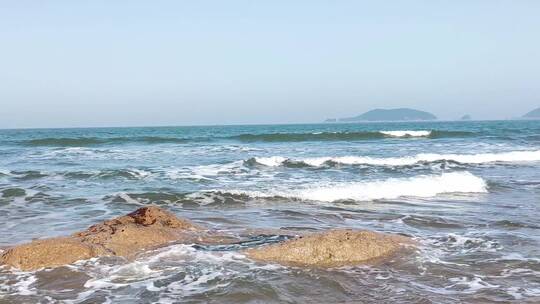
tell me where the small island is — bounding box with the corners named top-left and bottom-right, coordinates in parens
top-left (523, 107), bottom-right (540, 119)
top-left (461, 114), bottom-right (472, 120)
top-left (337, 108), bottom-right (437, 122)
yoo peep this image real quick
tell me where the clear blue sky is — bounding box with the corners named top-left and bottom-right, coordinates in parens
top-left (1, 1), bottom-right (539, 128)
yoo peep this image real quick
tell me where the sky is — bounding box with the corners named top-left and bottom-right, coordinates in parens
top-left (0, 1), bottom-right (539, 128)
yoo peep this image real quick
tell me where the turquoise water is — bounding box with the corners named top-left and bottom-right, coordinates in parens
top-left (1, 120), bottom-right (540, 303)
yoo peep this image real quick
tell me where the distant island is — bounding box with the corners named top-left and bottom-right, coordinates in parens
top-left (334, 108), bottom-right (437, 122)
top-left (523, 107), bottom-right (540, 119)
top-left (461, 114), bottom-right (472, 120)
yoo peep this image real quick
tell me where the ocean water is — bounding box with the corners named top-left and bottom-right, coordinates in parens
top-left (0, 120), bottom-right (539, 303)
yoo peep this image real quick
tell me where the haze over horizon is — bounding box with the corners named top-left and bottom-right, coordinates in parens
top-left (1, 1), bottom-right (539, 129)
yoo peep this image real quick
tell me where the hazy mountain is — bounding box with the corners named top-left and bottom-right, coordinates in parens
top-left (339, 108), bottom-right (437, 122)
top-left (523, 107), bottom-right (540, 118)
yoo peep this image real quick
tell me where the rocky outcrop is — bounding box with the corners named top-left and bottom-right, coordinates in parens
top-left (0, 207), bottom-right (213, 270)
top-left (1, 208), bottom-right (414, 271)
top-left (72, 206), bottom-right (202, 257)
top-left (0, 237), bottom-right (99, 270)
top-left (244, 229), bottom-right (411, 267)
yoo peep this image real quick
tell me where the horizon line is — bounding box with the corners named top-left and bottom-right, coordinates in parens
top-left (0, 118), bottom-right (537, 131)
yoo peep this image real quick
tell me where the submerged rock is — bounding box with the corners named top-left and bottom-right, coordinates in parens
top-left (244, 229), bottom-right (411, 267)
top-left (0, 206), bottom-right (208, 270)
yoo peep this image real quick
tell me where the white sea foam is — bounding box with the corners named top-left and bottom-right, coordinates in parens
top-left (254, 150), bottom-right (540, 167)
top-left (191, 161), bottom-right (246, 176)
top-left (209, 145), bottom-right (263, 153)
top-left (226, 172), bottom-right (487, 202)
top-left (424, 233), bottom-right (502, 256)
top-left (506, 286), bottom-right (540, 300)
top-left (125, 168), bottom-right (153, 179)
top-left (165, 161), bottom-right (247, 180)
top-left (0, 269), bottom-right (39, 297)
top-left (380, 130), bottom-right (432, 137)
top-left (63, 244), bottom-right (267, 303)
top-left (448, 276), bottom-right (500, 293)
top-left (252, 156), bottom-right (288, 167)
top-left (165, 169), bottom-right (213, 181)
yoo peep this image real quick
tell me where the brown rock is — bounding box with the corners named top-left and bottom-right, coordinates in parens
top-left (73, 206), bottom-right (201, 257)
top-left (0, 207), bottom-right (414, 271)
top-left (0, 237), bottom-right (99, 270)
top-left (244, 229), bottom-right (412, 267)
top-left (0, 206), bottom-right (205, 271)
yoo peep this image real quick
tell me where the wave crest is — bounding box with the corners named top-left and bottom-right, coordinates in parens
top-left (222, 172), bottom-right (488, 202)
top-left (15, 130), bottom-right (473, 146)
top-left (252, 150), bottom-right (540, 167)
top-left (230, 130), bottom-right (471, 142)
top-left (380, 130), bottom-right (431, 137)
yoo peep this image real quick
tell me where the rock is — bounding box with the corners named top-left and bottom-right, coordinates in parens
top-left (73, 206), bottom-right (202, 258)
top-left (0, 208), bottom-right (414, 271)
top-left (244, 229), bottom-right (411, 267)
top-left (0, 237), bottom-right (99, 270)
top-left (0, 206), bottom-right (208, 270)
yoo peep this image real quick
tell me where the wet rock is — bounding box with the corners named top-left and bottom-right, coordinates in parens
top-left (244, 229), bottom-right (412, 267)
top-left (0, 208), bottom-right (414, 271)
top-left (0, 206), bottom-right (206, 270)
top-left (0, 237), bottom-right (99, 270)
top-left (72, 206), bottom-right (202, 258)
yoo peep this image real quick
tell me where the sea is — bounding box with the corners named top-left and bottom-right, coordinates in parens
top-left (0, 120), bottom-right (539, 303)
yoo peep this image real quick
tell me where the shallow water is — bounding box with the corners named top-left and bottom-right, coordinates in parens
top-left (1, 120), bottom-right (540, 303)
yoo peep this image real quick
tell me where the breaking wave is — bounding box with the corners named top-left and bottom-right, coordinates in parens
top-left (229, 130), bottom-right (472, 142)
top-left (379, 130), bottom-right (431, 137)
top-left (13, 130), bottom-right (473, 147)
top-left (221, 172), bottom-right (488, 202)
top-left (106, 172), bottom-right (487, 205)
top-left (251, 150), bottom-right (540, 167)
